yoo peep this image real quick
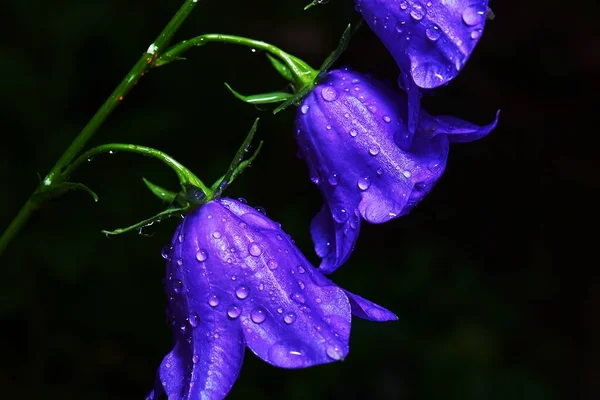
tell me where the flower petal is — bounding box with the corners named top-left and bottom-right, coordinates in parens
top-left (343, 290), bottom-right (398, 322)
top-left (357, 0), bottom-right (491, 90)
top-left (310, 203), bottom-right (361, 274)
top-left (430, 109), bottom-right (500, 143)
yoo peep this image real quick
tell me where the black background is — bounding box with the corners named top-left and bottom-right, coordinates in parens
top-left (1, 0), bottom-right (596, 399)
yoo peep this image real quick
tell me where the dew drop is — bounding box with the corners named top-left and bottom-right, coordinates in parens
top-left (326, 124), bottom-right (332, 130)
top-left (300, 104), bottom-right (310, 114)
top-left (284, 312), bottom-right (296, 324)
top-left (227, 305), bottom-right (241, 319)
top-left (250, 307), bottom-right (267, 324)
top-left (321, 86), bottom-right (338, 102)
top-left (188, 312), bottom-right (200, 327)
top-left (402, 170), bottom-right (412, 178)
top-left (328, 173), bottom-right (339, 186)
top-left (192, 354), bottom-right (200, 364)
top-left (297, 280), bottom-right (305, 290)
top-left (426, 25), bottom-right (441, 41)
top-left (471, 30), bottom-right (481, 39)
top-left (161, 245), bottom-right (172, 260)
top-left (382, 115), bottom-right (391, 123)
top-left (235, 286), bottom-right (249, 300)
top-left (369, 145), bottom-right (380, 156)
top-left (173, 280), bottom-right (183, 293)
top-left (298, 266), bottom-right (305, 274)
top-left (410, 3), bottom-right (425, 20)
top-left (358, 177), bottom-right (371, 191)
top-left (267, 260), bottom-right (278, 270)
top-left (178, 234), bottom-right (184, 243)
top-left (212, 231), bottom-right (222, 239)
top-left (208, 294), bottom-right (220, 307)
top-left (331, 205), bottom-right (349, 223)
top-left (176, 257), bottom-right (183, 266)
top-left (463, 7), bottom-right (483, 26)
top-left (399, 0), bottom-right (408, 10)
top-left (376, 168), bottom-right (384, 176)
top-left (248, 242), bottom-right (262, 257)
top-left (195, 249), bottom-right (208, 262)
top-left (411, 61), bottom-right (446, 89)
top-left (277, 307), bottom-right (284, 314)
top-left (258, 282), bottom-right (265, 291)
top-left (349, 128), bottom-right (358, 137)
top-left (428, 161), bottom-right (441, 172)
top-left (395, 20), bottom-right (406, 33)
top-left (326, 344), bottom-right (344, 360)
top-left (291, 292), bottom-right (306, 304)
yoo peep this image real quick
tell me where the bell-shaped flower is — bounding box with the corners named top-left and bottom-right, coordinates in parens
top-left (355, 0), bottom-right (492, 130)
top-left (295, 67), bottom-right (498, 273)
top-left (146, 197), bottom-right (397, 400)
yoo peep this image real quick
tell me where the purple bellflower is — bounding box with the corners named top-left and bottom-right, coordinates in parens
top-left (295, 67), bottom-right (498, 273)
top-left (355, 0), bottom-right (492, 130)
top-left (147, 198), bottom-right (397, 400)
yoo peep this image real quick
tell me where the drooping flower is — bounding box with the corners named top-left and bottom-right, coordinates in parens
top-left (147, 197), bottom-right (397, 400)
top-left (355, 0), bottom-right (492, 130)
top-left (295, 67), bottom-right (498, 273)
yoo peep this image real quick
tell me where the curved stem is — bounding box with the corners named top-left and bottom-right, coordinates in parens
top-left (156, 34), bottom-right (318, 88)
top-left (0, 0), bottom-right (200, 257)
top-left (63, 144), bottom-right (211, 196)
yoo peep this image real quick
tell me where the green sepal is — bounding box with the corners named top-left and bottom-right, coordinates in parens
top-left (273, 85), bottom-right (314, 114)
top-left (224, 83), bottom-right (294, 105)
top-left (142, 178), bottom-right (178, 203)
top-left (266, 54), bottom-right (294, 82)
top-left (213, 118), bottom-right (260, 198)
top-left (34, 182), bottom-right (99, 203)
top-left (304, 0), bottom-right (329, 10)
top-left (318, 23), bottom-right (353, 73)
top-left (101, 206), bottom-right (187, 237)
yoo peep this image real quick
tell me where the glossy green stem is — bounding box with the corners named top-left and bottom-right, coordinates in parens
top-left (157, 34), bottom-right (318, 88)
top-left (63, 144), bottom-right (211, 196)
top-left (0, 0), bottom-right (199, 257)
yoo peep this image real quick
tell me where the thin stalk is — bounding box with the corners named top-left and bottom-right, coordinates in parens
top-left (0, 0), bottom-right (200, 256)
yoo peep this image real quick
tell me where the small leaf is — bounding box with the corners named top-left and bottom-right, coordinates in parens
top-left (266, 54), bottom-right (294, 81)
top-left (101, 207), bottom-right (187, 237)
top-left (142, 178), bottom-right (177, 203)
top-left (224, 83), bottom-right (293, 105)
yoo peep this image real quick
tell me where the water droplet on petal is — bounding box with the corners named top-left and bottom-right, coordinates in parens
top-left (258, 282), bottom-right (265, 291)
top-left (326, 344), bottom-right (344, 360)
top-left (235, 286), bottom-right (249, 299)
top-left (212, 231), bottom-right (222, 239)
top-left (176, 257), bottom-right (183, 266)
top-left (382, 115), bottom-right (391, 123)
top-left (402, 170), bottom-right (412, 178)
top-left (471, 30), bottom-right (481, 39)
top-left (291, 292), bottom-right (306, 304)
top-left (277, 307), bottom-right (284, 314)
top-left (358, 177), bottom-right (371, 191)
top-left (297, 280), bottom-right (305, 290)
top-left (376, 168), bottom-right (384, 176)
top-left (161, 245), bottom-right (172, 260)
top-left (369, 145), bottom-right (380, 156)
top-left (178, 234), bottom-right (184, 243)
top-left (428, 161), bottom-right (441, 172)
top-left (399, 0), bottom-right (408, 10)
top-left (298, 266), bottom-right (305, 274)
top-left (349, 128), bottom-right (358, 137)
top-left (321, 86), bottom-right (338, 101)
top-left (331, 205), bottom-right (349, 223)
top-left (300, 104), bottom-right (310, 114)
top-left (411, 61), bottom-right (446, 89)
top-left (410, 3), bottom-right (425, 20)
top-left (192, 354), bottom-right (200, 364)
top-left (250, 307), bottom-right (267, 324)
top-left (426, 25), bottom-right (441, 41)
top-left (284, 312), bottom-right (296, 324)
top-left (268, 342), bottom-right (307, 368)
top-left (227, 305), bottom-right (241, 319)
top-left (188, 312), bottom-right (200, 327)
top-left (173, 280), bottom-right (183, 293)
top-left (195, 249), bottom-right (208, 262)
top-left (328, 173), bottom-right (339, 186)
top-left (248, 242), bottom-right (262, 257)
top-left (208, 294), bottom-right (220, 307)
top-left (267, 260), bottom-right (278, 270)
top-left (463, 7), bottom-right (483, 26)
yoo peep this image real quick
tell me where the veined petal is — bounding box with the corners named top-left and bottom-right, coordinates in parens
top-left (343, 290), bottom-right (398, 322)
top-left (310, 203), bottom-right (361, 274)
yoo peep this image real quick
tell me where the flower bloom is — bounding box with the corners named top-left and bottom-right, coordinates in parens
top-left (295, 67), bottom-right (498, 273)
top-left (147, 198), bottom-right (397, 400)
top-left (355, 0), bottom-right (492, 130)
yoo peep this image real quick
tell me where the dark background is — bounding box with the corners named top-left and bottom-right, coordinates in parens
top-left (0, 0), bottom-right (596, 399)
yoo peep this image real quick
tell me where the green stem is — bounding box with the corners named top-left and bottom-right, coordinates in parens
top-left (156, 34), bottom-right (318, 88)
top-left (63, 144), bottom-right (211, 196)
top-left (0, 0), bottom-right (199, 257)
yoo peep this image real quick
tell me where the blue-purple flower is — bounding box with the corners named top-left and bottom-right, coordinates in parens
top-left (296, 67), bottom-right (498, 273)
top-left (147, 198), bottom-right (397, 400)
top-left (356, 0), bottom-right (492, 130)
